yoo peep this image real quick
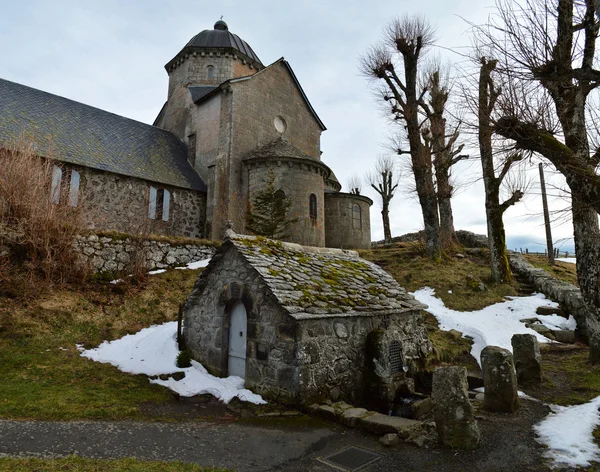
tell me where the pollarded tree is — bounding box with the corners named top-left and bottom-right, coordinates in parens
top-left (478, 58), bottom-right (524, 283)
top-left (361, 16), bottom-right (442, 260)
top-left (478, 0), bottom-right (600, 360)
top-left (420, 67), bottom-right (468, 248)
top-left (347, 174), bottom-right (362, 195)
top-left (246, 169), bottom-right (298, 240)
top-left (367, 155), bottom-right (400, 244)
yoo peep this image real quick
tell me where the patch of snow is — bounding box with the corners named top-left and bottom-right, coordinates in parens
top-left (175, 258), bottom-right (211, 270)
top-left (109, 279), bottom-right (124, 285)
top-left (556, 257), bottom-right (576, 264)
top-left (412, 287), bottom-right (560, 366)
top-left (148, 269), bottom-right (167, 275)
top-left (79, 321), bottom-right (265, 405)
top-left (474, 386), bottom-right (538, 401)
top-left (448, 290), bottom-right (452, 294)
top-left (534, 396), bottom-right (600, 468)
top-left (536, 314), bottom-right (577, 331)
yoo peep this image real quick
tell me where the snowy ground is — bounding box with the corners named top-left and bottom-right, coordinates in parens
top-left (534, 397), bottom-right (600, 468)
top-left (79, 321), bottom-right (265, 405)
top-left (556, 257), bottom-right (576, 264)
top-left (414, 288), bottom-right (598, 469)
top-left (411, 288), bottom-right (574, 365)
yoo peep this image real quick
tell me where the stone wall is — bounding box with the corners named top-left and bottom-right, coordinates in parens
top-left (76, 233), bottom-right (217, 273)
top-left (74, 164), bottom-right (206, 239)
top-left (509, 254), bottom-right (589, 338)
top-left (296, 311), bottom-right (430, 405)
top-left (246, 157), bottom-right (326, 247)
top-left (325, 193), bottom-right (372, 250)
top-left (183, 247), bottom-right (300, 404)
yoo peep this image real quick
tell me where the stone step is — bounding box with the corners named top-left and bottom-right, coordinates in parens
top-left (360, 412), bottom-right (422, 437)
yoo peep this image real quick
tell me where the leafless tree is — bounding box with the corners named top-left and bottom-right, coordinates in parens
top-left (347, 174), bottom-right (362, 195)
top-left (420, 65), bottom-right (468, 248)
top-left (478, 58), bottom-right (525, 283)
top-left (477, 0), bottom-right (600, 361)
top-left (361, 16), bottom-right (442, 259)
top-left (367, 155), bottom-right (400, 244)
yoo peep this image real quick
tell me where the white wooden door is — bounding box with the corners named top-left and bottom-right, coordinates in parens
top-left (228, 301), bottom-right (247, 379)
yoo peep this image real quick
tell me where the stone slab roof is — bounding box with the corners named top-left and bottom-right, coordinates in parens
top-left (243, 137), bottom-right (312, 160)
top-left (223, 235), bottom-right (425, 319)
top-left (189, 86), bottom-right (218, 104)
top-left (0, 78), bottom-right (206, 192)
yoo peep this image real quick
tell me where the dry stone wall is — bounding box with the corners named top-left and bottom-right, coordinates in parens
top-left (76, 234), bottom-right (217, 273)
top-left (509, 254), bottom-right (589, 338)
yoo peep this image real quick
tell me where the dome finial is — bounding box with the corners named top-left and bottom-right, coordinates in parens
top-left (214, 18), bottom-right (228, 31)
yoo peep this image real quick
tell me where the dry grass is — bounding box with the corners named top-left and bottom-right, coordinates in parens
top-left (524, 255), bottom-right (579, 286)
top-left (359, 243), bottom-right (519, 311)
top-left (0, 138), bottom-right (88, 288)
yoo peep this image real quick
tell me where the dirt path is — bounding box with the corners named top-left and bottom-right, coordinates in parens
top-left (0, 399), bottom-right (560, 472)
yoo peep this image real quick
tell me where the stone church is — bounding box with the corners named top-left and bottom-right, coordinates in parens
top-left (0, 20), bottom-right (372, 249)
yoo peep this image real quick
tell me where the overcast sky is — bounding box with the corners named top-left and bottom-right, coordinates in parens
top-left (0, 0), bottom-right (576, 252)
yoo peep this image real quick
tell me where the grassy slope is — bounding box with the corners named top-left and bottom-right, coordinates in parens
top-left (0, 269), bottom-right (199, 420)
top-left (524, 255), bottom-right (579, 286)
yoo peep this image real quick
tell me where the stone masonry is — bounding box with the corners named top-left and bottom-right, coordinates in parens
top-left (183, 233), bottom-right (431, 406)
top-left (75, 234), bottom-right (217, 273)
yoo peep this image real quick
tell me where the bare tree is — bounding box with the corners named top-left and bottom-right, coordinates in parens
top-left (478, 58), bottom-right (524, 283)
top-left (361, 16), bottom-right (443, 259)
top-left (478, 0), bottom-right (600, 360)
top-left (367, 155), bottom-right (400, 244)
top-left (347, 174), bottom-right (362, 195)
top-left (420, 66), bottom-right (468, 248)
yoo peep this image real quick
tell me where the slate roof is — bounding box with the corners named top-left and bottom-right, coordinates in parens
top-left (216, 235), bottom-right (425, 320)
top-left (0, 78), bottom-right (206, 191)
top-left (243, 137), bottom-right (313, 160)
top-left (189, 86), bottom-right (218, 104)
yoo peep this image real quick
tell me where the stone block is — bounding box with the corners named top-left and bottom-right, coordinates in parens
top-left (359, 413), bottom-right (422, 436)
top-left (511, 334), bottom-right (542, 385)
top-left (431, 366), bottom-right (480, 450)
top-left (380, 433), bottom-right (399, 447)
top-left (316, 405), bottom-right (336, 422)
top-left (339, 408), bottom-right (370, 428)
top-left (553, 329), bottom-right (576, 344)
top-left (481, 346), bottom-right (519, 413)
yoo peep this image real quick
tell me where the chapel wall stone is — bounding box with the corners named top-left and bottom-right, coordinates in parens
top-left (246, 158), bottom-right (326, 247)
top-left (324, 193), bottom-right (372, 249)
top-left (67, 164), bottom-right (206, 239)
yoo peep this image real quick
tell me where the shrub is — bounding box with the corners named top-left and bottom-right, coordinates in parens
top-left (176, 350), bottom-right (192, 368)
top-left (0, 137), bottom-right (88, 286)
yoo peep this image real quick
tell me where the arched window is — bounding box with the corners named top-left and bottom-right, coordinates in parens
top-left (207, 65), bottom-right (215, 79)
top-left (309, 194), bottom-right (317, 226)
top-left (352, 203), bottom-right (361, 229)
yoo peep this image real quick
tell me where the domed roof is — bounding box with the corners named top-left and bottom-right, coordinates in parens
top-left (180, 20), bottom-right (262, 66)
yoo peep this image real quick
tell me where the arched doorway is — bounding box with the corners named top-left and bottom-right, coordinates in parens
top-left (228, 301), bottom-right (247, 379)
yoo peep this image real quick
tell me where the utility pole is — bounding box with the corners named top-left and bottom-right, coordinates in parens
top-left (539, 163), bottom-right (554, 265)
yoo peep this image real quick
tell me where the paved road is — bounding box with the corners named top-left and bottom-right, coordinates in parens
top-left (0, 399), bottom-right (551, 472)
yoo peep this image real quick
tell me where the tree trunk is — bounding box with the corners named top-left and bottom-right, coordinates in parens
top-left (479, 58), bottom-right (512, 283)
top-left (436, 164), bottom-right (459, 248)
top-left (382, 201), bottom-right (392, 244)
top-left (403, 56), bottom-right (442, 260)
top-left (572, 197), bottom-right (600, 361)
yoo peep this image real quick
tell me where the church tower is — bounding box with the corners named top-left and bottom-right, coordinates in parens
top-left (156, 20), bottom-right (263, 139)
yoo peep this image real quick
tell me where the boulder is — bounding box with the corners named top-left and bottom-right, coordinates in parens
top-left (481, 346), bottom-right (519, 413)
top-left (431, 366), bottom-right (480, 450)
top-left (511, 334), bottom-right (542, 385)
top-left (553, 330), bottom-right (576, 344)
top-left (380, 433), bottom-right (400, 447)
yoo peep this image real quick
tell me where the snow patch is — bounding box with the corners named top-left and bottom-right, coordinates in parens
top-left (556, 257), bottom-right (576, 264)
top-left (148, 269), bottom-right (166, 275)
top-left (175, 258), bottom-right (211, 270)
top-left (411, 287), bottom-right (563, 366)
top-left (79, 321), bottom-right (265, 405)
top-left (534, 396), bottom-right (600, 468)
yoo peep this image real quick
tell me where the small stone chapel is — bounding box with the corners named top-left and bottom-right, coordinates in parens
top-left (183, 232), bottom-right (431, 405)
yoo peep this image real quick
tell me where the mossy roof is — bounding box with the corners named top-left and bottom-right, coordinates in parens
top-left (221, 235), bottom-right (424, 319)
top-left (0, 78), bottom-right (206, 191)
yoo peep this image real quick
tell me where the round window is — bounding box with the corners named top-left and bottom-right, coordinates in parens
top-left (274, 116), bottom-right (287, 133)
